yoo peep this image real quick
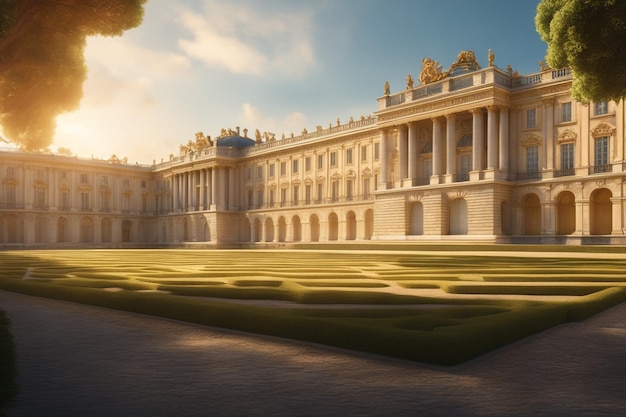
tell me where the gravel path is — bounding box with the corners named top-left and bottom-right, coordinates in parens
top-left (1, 290), bottom-right (626, 417)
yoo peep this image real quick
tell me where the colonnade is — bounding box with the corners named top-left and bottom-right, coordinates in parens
top-left (379, 106), bottom-right (510, 188)
top-left (170, 165), bottom-right (235, 212)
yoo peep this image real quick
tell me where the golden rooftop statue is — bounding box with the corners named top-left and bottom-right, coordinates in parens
top-left (418, 50), bottom-right (481, 85)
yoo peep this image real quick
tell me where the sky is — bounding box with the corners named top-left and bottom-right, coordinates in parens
top-left (50, 0), bottom-right (548, 164)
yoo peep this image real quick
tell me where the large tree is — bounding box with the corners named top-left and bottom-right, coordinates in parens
top-left (0, 0), bottom-right (146, 151)
top-left (536, 0), bottom-right (626, 103)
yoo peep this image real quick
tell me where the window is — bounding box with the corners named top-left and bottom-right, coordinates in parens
top-left (594, 136), bottom-right (609, 171)
top-left (257, 189), bottom-right (264, 207)
top-left (247, 190), bottom-right (253, 209)
top-left (280, 188), bottom-right (287, 206)
top-left (561, 142), bottom-right (574, 170)
top-left (346, 180), bottom-right (353, 201)
top-left (305, 156), bottom-right (311, 171)
top-left (141, 180), bottom-right (147, 188)
top-left (60, 191), bottom-right (70, 210)
top-left (123, 178), bottom-right (130, 187)
top-left (141, 195), bottom-right (148, 212)
top-left (6, 186), bottom-right (16, 206)
top-left (330, 152), bottom-right (337, 167)
top-left (361, 145), bottom-right (368, 162)
top-left (459, 153), bottom-right (472, 179)
top-left (101, 193), bottom-right (111, 211)
top-left (594, 101), bottom-right (609, 116)
top-left (7, 167), bottom-right (15, 178)
top-left (317, 154), bottom-right (324, 170)
top-left (561, 102), bottom-right (572, 123)
top-left (422, 158), bottom-right (433, 179)
top-left (81, 174), bottom-right (89, 184)
top-left (526, 145), bottom-right (539, 174)
top-left (257, 165), bottom-right (263, 179)
top-left (246, 167), bottom-right (252, 180)
top-left (81, 192), bottom-right (90, 211)
top-left (269, 189), bottom-right (275, 207)
top-left (363, 178), bottom-right (370, 199)
top-left (331, 180), bottom-right (339, 202)
top-left (293, 185), bottom-right (299, 206)
top-left (280, 161), bottom-right (286, 176)
top-left (35, 189), bottom-right (46, 207)
top-left (102, 175), bottom-right (108, 185)
top-left (374, 143), bottom-right (380, 161)
top-left (346, 148), bottom-right (353, 165)
top-left (292, 159), bottom-right (299, 174)
top-left (317, 183), bottom-right (323, 203)
top-left (305, 184), bottom-right (311, 205)
top-left (269, 163), bottom-right (275, 178)
top-left (526, 108), bottom-right (537, 129)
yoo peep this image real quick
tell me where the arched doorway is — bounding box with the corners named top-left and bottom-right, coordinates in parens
top-left (121, 220), bottom-right (132, 243)
top-left (590, 188), bottom-right (612, 235)
top-left (409, 202), bottom-right (423, 235)
top-left (346, 211), bottom-right (356, 240)
top-left (364, 209), bottom-right (374, 240)
top-left (522, 193), bottom-right (541, 235)
top-left (240, 218), bottom-right (251, 242)
top-left (449, 198), bottom-right (468, 235)
top-left (57, 217), bottom-right (69, 243)
top-left (264, 217), bottom-right (274, 242)
top-left (292, 216), bottom-right (302, 242)
top-left (253, 218), bottom-right (262, 242)
top-left (80, 217), bottom-right (94, 243)
top-left (310, 214), bottom-right (320, 242)
top-left (328, 212), bottom-right (338, 241)
top-left (278, 216), bottom-right (287, 242)
top-left (101, 218), bottom-right (112, 242)
top-left (556, 191), bottom-right (576, 235)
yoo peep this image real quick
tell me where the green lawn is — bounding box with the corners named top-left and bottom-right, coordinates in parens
top-left (1, 248), bottom-right (625, 365)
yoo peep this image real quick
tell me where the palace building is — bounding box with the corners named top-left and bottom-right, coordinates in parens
top-left (1, 51), bottom-right (625, 248)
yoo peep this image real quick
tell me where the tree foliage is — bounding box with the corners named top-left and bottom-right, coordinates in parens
top-left (536, 0), bottom-right (626, 103)
top-left (0, 0), bottom-right (147, 151)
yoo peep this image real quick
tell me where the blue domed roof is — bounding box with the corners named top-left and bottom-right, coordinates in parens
top-left (216, 135), bottom-right (256, 149)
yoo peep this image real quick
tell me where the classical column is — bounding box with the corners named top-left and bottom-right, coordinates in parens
top-left (379, 129), bottom-right (390, 189)
top-left (228, 167), bottom-right (236, 210)
top-left (471, 108), bottom-right (484, 177)
top-left (499, 107), bottom-right (510, 175)
top-left (407, 122), bottom-right (419, 183)
top-left (210, 167), bottom-right (216, 208)
top-left (445, 113), bottom-right (456, 181)
top-left (199, 169), bottom-right (206, 210)
top-left (431, 117), bottom-right (444, 183)
top-left (487, 105), bottom-right (499, 170)
top-left (398, 124), bottom-right (408, 181)
top-left (543, 98), bottom-right (555, 172)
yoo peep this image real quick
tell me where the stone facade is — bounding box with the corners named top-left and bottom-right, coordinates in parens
top-left (1, 54), bottom-right (626, 247)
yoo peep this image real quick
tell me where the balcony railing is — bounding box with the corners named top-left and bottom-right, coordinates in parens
top-left (554, 168), bottom-right (575, 177)
top-left (516, 171), bottom-right (541, 181)
top-left (589, 164), bottom-right (611, 174)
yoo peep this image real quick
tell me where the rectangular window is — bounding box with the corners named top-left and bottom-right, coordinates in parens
top-left (61, 191), bottom-right (70, 210)
top-left (346, 180), bottom-right (353, 201)
top-left (35, 189), bottom-right (46, 207)
top-left (594, 101), bottom-right (609, 116)
top-left (422, 158), bottom-right (433, 179)
top-left (331, 181), bottom-right (339, 202)
top-left (269, 189), bottom-right (275, 207)
top-left (247, 190), bottom-right (253, 209)
top-left (246, 167), bottom-right (252, 180)
top-left (81, 174), bottom-right (89, 184)
top-left (459, 153), bottom-right (472, 178)
top-left (346, 148), bottom-right (353, 165)
top-left (280, 188), bottom-right (287, 207)
top-left (374, 143), bottom-right (380, 161)
top-left (280, 161), bottom-right (286, 176)
top-left (330, 152), bottom-right (337, 167)
top-left (305, 156), bottom-right (311, 171)
top-left (363, 178), bottom-right (370, 199)
top-left (293, 185), bottom-right (299, 206)
top-left (269, 163), bottom-right (275, 178)
top-left (317, 183), bottom-right (323, 203)
top-left (305, 184), bottom-right (311, 205)
top-left (317, 154), bottom-right (324, 170)
top-left (292, 159), bottom-right (299, 174)
top-left (361, 145), bottom-right (368, 162)
top-left (101, 194), bottom-right (111, 211)
top-left (6, 186), bottom-right (16, 206)
top-left (81, 192), bottom-right (90, 211)
top-left (561, 142), bottom-right (574, 170)
top-left (102, 175), bottom-right (108, 185)
top-left (7, 167), bottom-right (15, 178)
top-left (594, 136), bottom-right (609, 170)
top-left (561, 102), bottom-right (572, 123)
top-left (526, 108), bottom-right (536, 129)
top-left (257, 165), bottom-right (263, 179)
top-left (526, 145), bottom-right (539, 174)
top-left (141, 180), bottom-right (147, 188)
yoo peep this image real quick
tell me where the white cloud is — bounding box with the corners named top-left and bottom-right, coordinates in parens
top-left (238, 103), bottom-right (307, 138)
top-left (176, 1), bottom-right (316, 77)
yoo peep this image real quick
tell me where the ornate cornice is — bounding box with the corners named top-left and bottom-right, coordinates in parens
top-left (521, 134), bottom-right (542, 147)
top-left (591, 122), bottom-right (616, 138)
top-left (557, 129), bottom-right (577, 143)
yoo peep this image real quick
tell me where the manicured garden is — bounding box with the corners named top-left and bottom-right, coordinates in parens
top-left (1, 248), bottom-right (625, 367)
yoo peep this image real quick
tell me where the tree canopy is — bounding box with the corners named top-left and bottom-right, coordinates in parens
top-left (0, 0), bottom-right (147, 151)
top-left (536, 0), bottom-right (626, 103)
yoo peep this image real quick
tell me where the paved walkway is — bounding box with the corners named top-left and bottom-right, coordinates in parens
top-left (1, 290), bottom-right (626, 417)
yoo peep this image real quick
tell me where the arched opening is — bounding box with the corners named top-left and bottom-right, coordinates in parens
top-left (310, 214), bottom-right (320, 242)
top-left (590, 188), bottom-right (612, 235)
top-left (409, 202), bottom-right (423, 235)
top-left (203, 222), bottom-right (211, 242)
top-left (253, 218), bottom-right (262, 242)
top-left (449, 198), bottom-right (468, 235)
top-left (278, 216), bottom-right (287, 242)
top-left (121, 220), bottom-right (132, 243)
top-left (364, 209), bottom-right (374, 240)
top-left (57, 217), bottom-right (69, 243)
top-left (522, 193), bottom-right (541, 235)
top-left (35, 217), bottom-right (47, 243)
top-left (556, 191), bottom-right (576, 235)
top-left (240, 218), bottom-right (251, 242)
top-left (101, 218), bottom-right (112, 242)
top-left (5, 215), bottom-right (20, 243)
top-left (328, 212), bottom-right (338, 241)
top-left (345, 211), bottom-right (356, 240)
top-left (80, 217), bottom-right (94, 243)
top-left (264, 217), bottom-right (274, 242)
top-left (292, 216), bottom-right (302, 242)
